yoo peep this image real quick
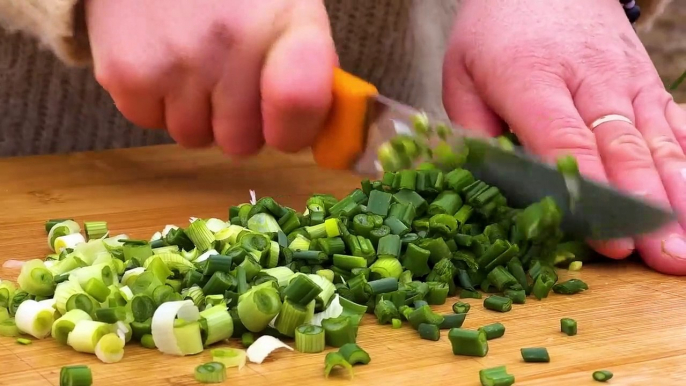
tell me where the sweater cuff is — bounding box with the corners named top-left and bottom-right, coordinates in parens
top-left (635, 0), bottom-right (672, 32)
top-left (0, 0), bottom-right (91, 66)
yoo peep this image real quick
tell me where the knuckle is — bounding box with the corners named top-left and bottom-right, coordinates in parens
top-left (544, 125), bottom-right (599, 159)
top-left (648, 135), bottom-right (686, 162)
top-left (94, 57), bottom-right (158, 95)
top-left (603, 130), bottom-right (654, 169)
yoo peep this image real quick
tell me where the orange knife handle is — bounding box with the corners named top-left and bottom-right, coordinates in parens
top-left (312, 68), bottom-right (379, 170)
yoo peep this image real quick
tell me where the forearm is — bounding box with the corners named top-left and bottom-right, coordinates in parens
top-left (0, 0), bottom-right (90, 65)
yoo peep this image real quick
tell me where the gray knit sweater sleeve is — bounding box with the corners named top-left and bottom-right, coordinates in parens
top-left (0, 0), bottom-right (672, 157)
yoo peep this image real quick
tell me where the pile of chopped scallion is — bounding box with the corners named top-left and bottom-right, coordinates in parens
top-left (0, 155), bottom-right (595, 385)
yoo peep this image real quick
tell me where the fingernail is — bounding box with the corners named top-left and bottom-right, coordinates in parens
top-left (662, 235), bottom-right (686, 260)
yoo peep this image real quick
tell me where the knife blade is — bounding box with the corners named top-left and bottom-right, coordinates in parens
top-left (312, 68), bottom-right (676, 240)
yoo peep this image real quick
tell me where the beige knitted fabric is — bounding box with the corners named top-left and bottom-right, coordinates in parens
top-left (0, 0), bottom-right (670, 157)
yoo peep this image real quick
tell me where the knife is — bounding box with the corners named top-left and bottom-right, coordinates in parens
top-left (311, 68), bottom-right (676, 240)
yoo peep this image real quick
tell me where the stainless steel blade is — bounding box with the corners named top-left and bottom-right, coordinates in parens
top-left (351, 95), bottom-right (676, 239)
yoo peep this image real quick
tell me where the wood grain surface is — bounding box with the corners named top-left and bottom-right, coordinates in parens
top-left (1, 145), bottom-right (686, 386)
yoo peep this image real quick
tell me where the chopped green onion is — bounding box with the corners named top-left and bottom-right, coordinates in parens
top-left (568, 261), bottom-right (583, 271)
top-left (95, 332), bottom-right (125, 363)
top-left (199, 304), bottom-right (234, 346)
top-left (245, 335), bottom-right (293, 364)
top-left (84, 221), bottom-right (108, 240)
top-left (338, 343), bottom-right (370, 365)
top-left (503, 289), bottom-right (526, 304)
top-left (418, 323), bottom-right (440, 341)
top-left (83, 278), bottom-right (110, 303)
top-left (324, 352), bottom-right (354, 380)
top-left (295, 324), bottom-right (325, 353)
top-left (479, 322), bottom-right (505, 340)
top-left (592, 370), bottom-right (613, 382)
top-left (408, 305), bottom-right (444, 329)
top-left (67, 320), bottom-right (111, 353)
top-left (561, 318), bottom-right (577, 336)
top-left (212, 348), bottom-right (247, 369)
top-left (140, 334), bottom-right (156, 349)
top-left (520, 347), bottom-right (550, 363)
top-left (17, 259), bottom-right (55, 297)
top-left (16, 337), bottom-right (32, 345)
top-left (452, 302), bottom-right (470, 314)
top-left (374, 299), bottom-right (399, 325)
top-left (274, 299), bottom-right (315, 338)
top-left (15, 299), bottom-right (55, 339)
top-left (479, 365), bottom-right (515, 386)
top-left (448, 328), bottom-right (489, 357)
top-left (194, 362), bottom-right (226, 384)
top-left (131, 294), bottom-right (156, 322)
top-left (552, 279), bottom-right (589, 295)
top-left (483, 295), bottom-right (512, 313)
top-left (187, 220), bottom-right (216, 252)
top-left (241, 332), bottom-right (255, 348)
top-left (94, 307), bottom-right (129, 324)
top-left (426, 282), bottom-right (449, 305)
top-left (391, 318), bottom-right (402, 329)
top-left (0, 318), bottom-right (20, 337)
top-left (237, 286), bottom-right (282, 332)
top-left (131, 318), bottom-right (152, 341)
top-left (439, 313), bottom-right (466, 329)
top-left (60, 365), bottom-right (92, 386)
top-left (0, 281), bottom-right (16, 308)
top-left (322, 316), bottom-right (357, 347)
top-left (282, 275), bottom-right (322, 307)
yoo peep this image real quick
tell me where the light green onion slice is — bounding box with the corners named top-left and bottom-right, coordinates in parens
top-left (143, 253), bottom-right (195, 274)
top-left (15, 299), bottom-right (54, 339)
top-left (60, 365), bottom-right (92, 386)
top-left (17, 337), bottom-right (32, 345)
top-left (295, 324), bottom-right (325, 353)
top-left (211, 348), bottom-right (247, 370)
top-left (54, 233), bottom-right (86, 253)
top-left (121, 267), bottom-right (145, 287)
top-left (247, 213), bottom-right (281, 234)
top-left (67, 320), bottom-right (112, 353)
top-left (0, 318), bottom-right (20, 337)
top-left (324, 352), bottom-right (354, 380)
top-left (246, 335), bottom-right (293, 364)
top-left (194, 362), bottom-right (226, 384)
top-left (17, 259), bottom-right (55, 297)
top-left (84, 221), bottom-right (109, 241)
top-left (47, 220), bottom-right (80, 251)
top-left (237, 286), bottom-right (282, 333)
top-left (95, 332), bottom-right (125, 363)
top-left (69, 263), bottom-right (114, 288)
top-left (53, 280), bottom-right (84, 315)
top-left (0, 307), bottom-right (9, 322)
top-left (0, 281), bottom-right (16, 308)
top-left (151, 300), bottom-right (202, 356)
top-left (52, 309), bottom-right (92, 344)
top-left (199, 304), bottom-right (233, 346)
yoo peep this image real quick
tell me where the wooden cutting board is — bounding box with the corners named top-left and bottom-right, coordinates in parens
top-left (1, 145), bottom-right (686, 386)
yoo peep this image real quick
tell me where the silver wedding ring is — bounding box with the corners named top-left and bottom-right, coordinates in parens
top-left (590, 114), bottom-right (634, 131)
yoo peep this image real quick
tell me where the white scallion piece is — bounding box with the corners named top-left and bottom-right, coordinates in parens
top-left (246, 335), bottom-right (293, 364)
top-left (15, 299), bottom-right (55, 339)
top-left (309, 295), bottom-right (343, 327)
top-left (195, 249), bottom-right (218, 264)
top-left (95, 332), bottom-right (125, 363)
top-left (54, 233), bottom-right (86, 253)
top-left (151, 300), bottom-right (201, 356)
